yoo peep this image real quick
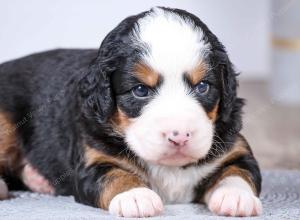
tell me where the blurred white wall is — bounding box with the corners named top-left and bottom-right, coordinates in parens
top-left (0, 0), bottom-right (271, 79)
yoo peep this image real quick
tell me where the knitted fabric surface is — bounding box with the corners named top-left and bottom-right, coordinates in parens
top-left (0, 170), bottom-right (299, 220)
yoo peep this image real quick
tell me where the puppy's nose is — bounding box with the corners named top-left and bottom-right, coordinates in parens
top-left (165, 130), bottom-right (191, 148)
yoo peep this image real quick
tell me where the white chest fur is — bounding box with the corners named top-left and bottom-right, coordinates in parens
top-left (147, 162), bottom-right (220, 204)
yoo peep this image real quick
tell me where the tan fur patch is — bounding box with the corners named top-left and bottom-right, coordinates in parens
top-left (110, 108), bottom-right (131, 135)
top-left (99, 168), bottom-right (146, 209)
top-left (0, 112), bottom-right (23, 174)
top-left (204, 135), bottom-right (256, 200)
top-left (207, 103), bottom-right (219, 122)
top-left (187, 62), bottom-right (207, 85)
top-left (84, 145), bottom-right (145, 178)
top-left (84, 145), bottom-right (147, 209)
top-left (218, 165), bottom-right (257, 195)
top-left (85, 145), bottom-right (127, 168)
top-left (134, 63), bottom-right (159, 87)
top-left (84, 145), bottom-right (116, 167)
top-left (221, 136), bottom-right (249, 164)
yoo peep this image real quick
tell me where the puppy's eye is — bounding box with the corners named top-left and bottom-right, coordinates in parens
top-left (132, 85), bottom-right (150, 98)
top-left (195, 81), bottom-right (210, 95)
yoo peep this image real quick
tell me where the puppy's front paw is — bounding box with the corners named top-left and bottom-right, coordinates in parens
top-left (208, 186), bottom-right (262, 217)
top-left (108, 187), bottom-right (163, 218)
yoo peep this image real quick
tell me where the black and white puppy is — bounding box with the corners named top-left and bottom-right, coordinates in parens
top-left (0, 7), bottom-right (262, 217)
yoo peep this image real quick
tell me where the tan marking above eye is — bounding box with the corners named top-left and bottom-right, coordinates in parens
top-left (187, 61), bottom-right (208, 85)
top-left (134, 63), bottom-right (160, 87)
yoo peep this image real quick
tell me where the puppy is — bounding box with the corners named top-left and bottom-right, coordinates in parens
top-left (0, 7), bottom-right (262, 217)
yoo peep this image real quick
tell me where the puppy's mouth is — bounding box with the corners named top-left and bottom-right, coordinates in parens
top-left (155, 152), bottom-right (198, 166)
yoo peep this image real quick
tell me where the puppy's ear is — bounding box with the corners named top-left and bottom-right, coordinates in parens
top-left (214, 51), bottom-right (244, 124)
top-left (79, 61), bottom-right (114, 123)
top-left (79, 14), bottom-right (139, 123)
top-left (79, 50), bottom-right (117, 123)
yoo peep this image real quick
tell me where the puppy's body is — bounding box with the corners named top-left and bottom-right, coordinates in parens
top-left (0, 49), bottom-right (97, 196)
top-left (0, 7), bottom-right (262, 217)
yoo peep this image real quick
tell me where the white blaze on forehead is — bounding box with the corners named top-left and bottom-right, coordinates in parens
top-left (132, 7), bottom-right (210, 76)
top-left (124, 8), bottom-right (214, 169)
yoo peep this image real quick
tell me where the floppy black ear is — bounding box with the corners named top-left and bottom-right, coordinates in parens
top-left (79, 56), bottom-right (116, 123)
top-left (220, 56), bottom-right (238, 121)
top-left (79, 12), bottom-right (145, 123)
top-left (214, 51), bottom-right (244, 126)
top-left (79, 32), bottom-right (124, 123)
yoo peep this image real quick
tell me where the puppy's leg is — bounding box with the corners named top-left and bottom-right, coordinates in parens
top-left (0, 112), bottom-right (22, 200)
top-left (105, 170), bottom-right (163, 218)
top-left (75, 146), bottom-right (163, 218)
top-left (204, 170), bottom-right (262, 217)
top-left (204, 138), bottom-right (262, 216)
top-left (21, 162), bottom-right (55, 194)
top-left (0, 177), bottom-right (8, 200)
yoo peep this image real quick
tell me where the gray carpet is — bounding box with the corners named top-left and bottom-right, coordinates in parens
top-left (0, 170), bottom-right (299, 220)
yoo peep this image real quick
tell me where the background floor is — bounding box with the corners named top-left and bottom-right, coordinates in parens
top-left (240, 80), bottom-right (300, 169)
top-left (2, 171), bottom-right (300, 220)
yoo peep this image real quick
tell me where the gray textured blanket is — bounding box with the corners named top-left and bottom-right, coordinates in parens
top-left (1, 170), bottom-right (299, 220)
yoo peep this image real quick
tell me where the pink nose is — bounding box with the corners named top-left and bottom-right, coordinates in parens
top-left (166, 130), bottom-right (191, 148)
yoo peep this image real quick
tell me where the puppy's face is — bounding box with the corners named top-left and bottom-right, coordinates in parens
top-left (108, 8), bottom-right (223, 167)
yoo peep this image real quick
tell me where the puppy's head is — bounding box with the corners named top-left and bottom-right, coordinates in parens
top-left (81, 7), bottom-right (240, 166)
